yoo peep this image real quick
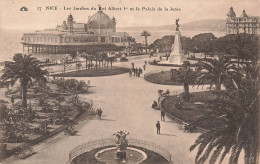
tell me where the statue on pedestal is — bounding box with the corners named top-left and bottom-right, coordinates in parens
top-left (168, 18), bottom-right (186, 64)
top-left (113, 130), bottom-right (129, 162)
top-left (176, 19), bottom-right (180, 31)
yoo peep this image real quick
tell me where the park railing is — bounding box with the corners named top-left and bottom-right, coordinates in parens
top-left (69, 137), bottom-right (171, 163)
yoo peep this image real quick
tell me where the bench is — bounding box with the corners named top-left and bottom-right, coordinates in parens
top-left (16, 147), bottom-right (36, 159)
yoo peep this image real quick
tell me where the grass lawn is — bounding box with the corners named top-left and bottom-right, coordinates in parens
top-left (54, 66), bottom-right (129, 77)
top-left (161, 91), bottom-right (224, 130)
top-left (145, 71), bottom-right (194, 85)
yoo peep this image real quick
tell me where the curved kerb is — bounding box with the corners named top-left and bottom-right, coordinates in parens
top-left (69, 137), bottom-right (171, 163)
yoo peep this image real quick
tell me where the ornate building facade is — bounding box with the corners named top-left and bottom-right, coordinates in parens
top-left (226, 7), bottom-right (260, 35)
top-left (21, 8), bottom-right (130, 53)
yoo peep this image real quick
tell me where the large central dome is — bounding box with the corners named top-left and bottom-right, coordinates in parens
top-left (88, 10), bottom-right (115, 29)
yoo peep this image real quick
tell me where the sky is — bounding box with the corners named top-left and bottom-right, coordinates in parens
top-left (0, 0), bottom-right (260, 30)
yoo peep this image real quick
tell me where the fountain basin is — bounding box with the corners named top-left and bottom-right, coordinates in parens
top-left (95, 147), bottom-right (147, 163)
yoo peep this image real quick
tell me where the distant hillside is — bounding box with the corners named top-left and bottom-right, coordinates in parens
top-left (182, 19), bottom-right (226, 31)
top-left (118, 19), bottom-right (226, 32)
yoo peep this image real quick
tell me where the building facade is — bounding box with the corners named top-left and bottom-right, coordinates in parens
top-left (226, 7), bottom-right (260, 35)
top-left (21, 7), bottom-right (130, 53)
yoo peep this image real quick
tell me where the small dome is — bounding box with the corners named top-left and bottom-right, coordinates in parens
top-left (240, 10), bottom-right (248, 17)
top-left (227, 7), bottom-right (236, 17)
top-left (68, 13), bottom-right (73, 19)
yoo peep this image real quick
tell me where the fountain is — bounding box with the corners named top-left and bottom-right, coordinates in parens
top-left (113, 130), bottom-right (129, 162)
top-left (69, 131), bottom-right (171, 164)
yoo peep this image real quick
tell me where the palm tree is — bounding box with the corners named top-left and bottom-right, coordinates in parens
top-left (196, 57), bottom-right (238, 91)
top-left (170, 62), bottom-right (197, 101)
top-left (190, 63), bottom-right (259, 164)
top-left (141, 30), bottom-right (151, 54)
top-left (1, 54), bottom-right (47, 108)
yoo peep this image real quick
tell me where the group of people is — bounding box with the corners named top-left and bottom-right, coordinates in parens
top-left (129, 61), bottom-right (148, 78)
top-left (129, 67), bottom-right (143, 77)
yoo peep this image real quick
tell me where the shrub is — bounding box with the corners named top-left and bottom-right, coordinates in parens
top-left (120, 57), bottom-right (128, 62)
top-left (1, 105), bottom-right (30, 142)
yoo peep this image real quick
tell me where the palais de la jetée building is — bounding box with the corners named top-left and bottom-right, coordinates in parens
top-left (21, 9), bottom-right (130, 54)
top-left (226, 7), bottom-right (260, 35)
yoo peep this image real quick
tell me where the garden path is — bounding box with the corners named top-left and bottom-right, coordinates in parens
top-left (5, 56), bottom-right (207, 164)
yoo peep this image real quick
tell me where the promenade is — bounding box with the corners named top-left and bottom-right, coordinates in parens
top-left (5, 55), bottom-right (205, 164)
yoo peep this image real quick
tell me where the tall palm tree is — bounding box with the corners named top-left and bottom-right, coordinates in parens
top-left (190, 63), bottom-right (259, 164)
top-left (1, 54), bottom-right (47, 108)
top-left (141, 30), bottom-right (151, 54)
top-left (196, 57), bottom-right (238, 91)
top-left (170, 62), bottom-right (197, 101)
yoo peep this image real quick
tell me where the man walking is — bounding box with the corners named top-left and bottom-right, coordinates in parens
top-left (97, 108), bottom-right (103, 120)
top-left (161, 110), bottom-right (165, 121)
top-left (129, 70), bottom-right (132, 77)
top-left (156, 121), bottom-right (161, 134)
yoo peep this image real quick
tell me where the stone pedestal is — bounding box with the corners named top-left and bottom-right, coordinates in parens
top-left (168, 31), bottom-right (186, 64)
top-left (115, 150), bottom-right (126, 162)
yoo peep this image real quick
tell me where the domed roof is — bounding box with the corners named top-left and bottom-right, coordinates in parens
top-left (68, 13), bottom-right (73, 19)
top-left (227, 7), bottom-right (236, 17)
top-left (240, 10), bottom-right (248, 17)
top-left (88, 10), bottom-right (112, 25)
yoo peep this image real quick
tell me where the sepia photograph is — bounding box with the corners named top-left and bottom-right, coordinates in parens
top-left (0, 0), bottom-right (259, 163)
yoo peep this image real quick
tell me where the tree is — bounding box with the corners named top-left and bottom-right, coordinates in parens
top-left (125, 36), bottom-right (136, 55)
top-left (1, 54), bottom-right (47, 108)
top-left (190, 63), bottom-right (259, 164)
top-left (170, 61), bottom-right (197, 101)
top-left (106, 57), bottom-right (114, 69)
top-left (216, 34), bottom-right (259, 63)
top-left (69, 52), bottom-right (78, 62)
top-left (181, 36), bottom-right (192, 56)
top-left (196, 57), bottom-right (238, 91)
top-left (191, 33), bottom-right (217, 58)
top-left (141, 30), bottom-right (151, 54)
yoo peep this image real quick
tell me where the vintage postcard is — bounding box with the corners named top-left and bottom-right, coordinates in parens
top-left (0, 0), bottom-right (259, 163)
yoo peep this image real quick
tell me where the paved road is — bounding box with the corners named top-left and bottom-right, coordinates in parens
top-left (5, 56), bottom-right (205, 164)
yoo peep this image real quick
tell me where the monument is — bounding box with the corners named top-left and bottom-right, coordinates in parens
top-left (113, 130), bottom-right (129, 162)
top-left (168, 19), bottom-right (186, 64)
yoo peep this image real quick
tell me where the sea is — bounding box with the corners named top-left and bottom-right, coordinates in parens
top-left (0, 29), bottom-right (225, 64)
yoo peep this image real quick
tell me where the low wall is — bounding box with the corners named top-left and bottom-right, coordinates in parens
top-left (69, 138), bottom-right (171, 163)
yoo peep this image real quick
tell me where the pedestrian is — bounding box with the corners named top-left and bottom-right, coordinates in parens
top-left (139, 68), bottom-right (143, 75)
top-left (143, 64), bottom-right (146, 71)
top-left (133, 68), bottom-right (136, 77)
top-left (145, 61), bottom-right (147, 65)
top-left (11, 96), bottom-right (14, 105)
top-left (156, 121), bottom-right (161, 134)
top-left (97, 108), bottom-right (103, 120)
top-left (159, 56), bottom-right (162, 61)
top-left (136, 68), bottom-right (139, 77)
top-left (161, 110), bottom-right (165, 121)
top-left (129, 70), bottom-right (132, 77)
top-left (131, 62), bottom-right (134, 68)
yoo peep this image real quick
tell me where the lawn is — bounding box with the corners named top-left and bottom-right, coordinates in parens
top-left (161, 91), bottom-right (224, 130)
top-left (145, 71), bottom-right (194, 85)
top-left (54, 66), bottom-right (129, 77)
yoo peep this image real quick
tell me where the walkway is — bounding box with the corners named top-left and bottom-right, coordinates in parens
top-left (5, 56), bottom-right (205, 164)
